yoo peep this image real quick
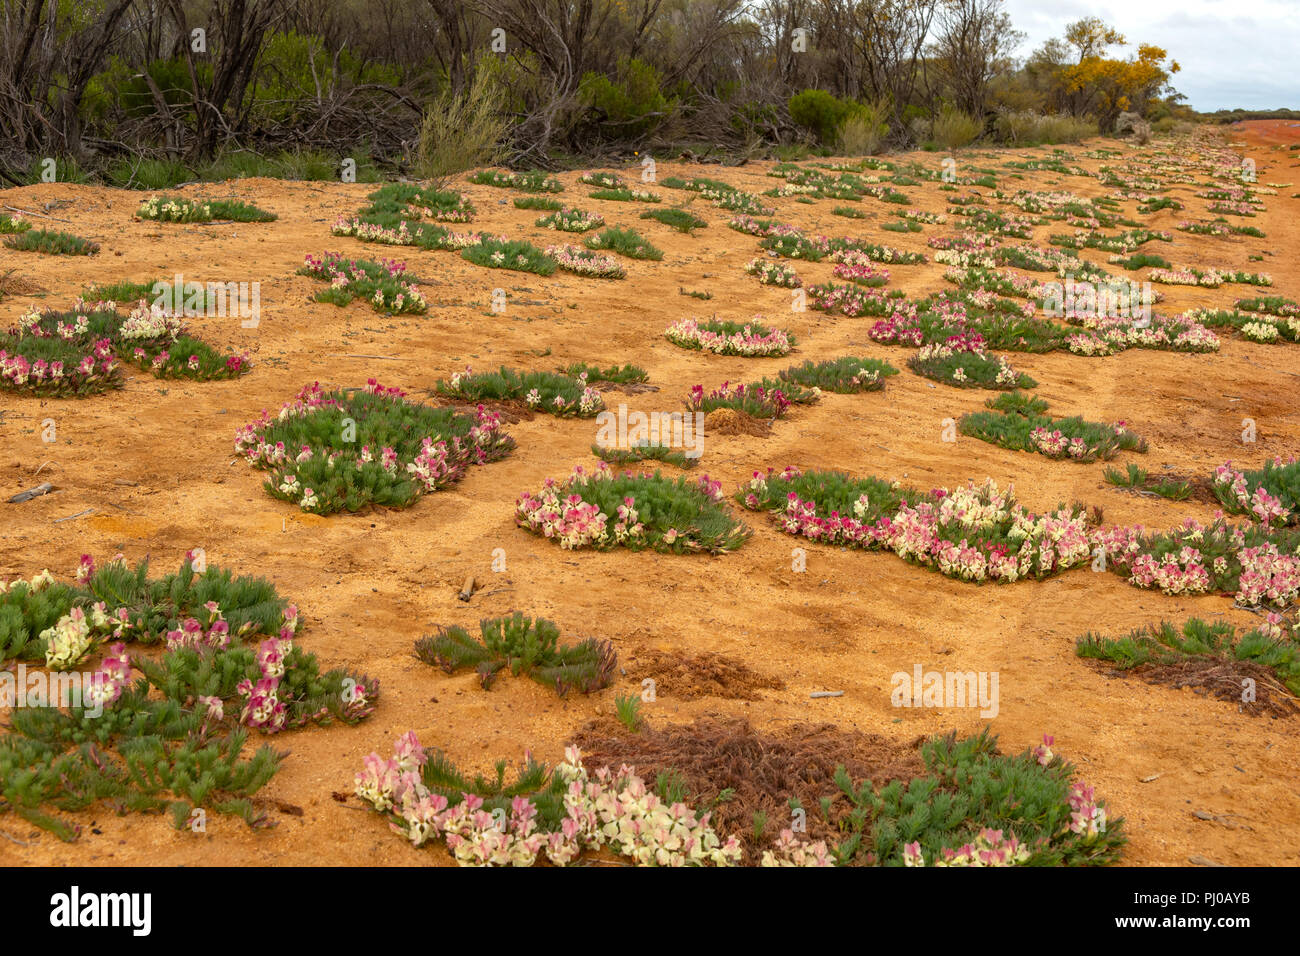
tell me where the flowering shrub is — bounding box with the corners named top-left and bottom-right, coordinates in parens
top-left (236, 380), bottom-right (515, 513)
top-left (960, 391), bottom-right (1146, 463)
top-left (738, 469), bottom-right (1091, 583)
top-left (588, 186), bottom-right (662, 203)
top-left (136, 195), bottom-right (276, 223)
top-left (584, 226), bottom-right (663, 260)
top-left (807, 282), bottom-right (905, 318)
top-left (329, 184), bottom-right (475, 251)
top-left (1235, 296), bottom-right (1300, 318)
top-left (686, 380), bottom-right (795, 419)
top-left (1093, 518), bottom-right (1300, 608)
top-left (517, 464), bottom-right (750, 553)
top-left (578, 172), bottom-right (622, 188)
top-left (0, 299), bottom-right (249, 397)
top-left (1148, 266), bottom-right (1271, 288)
top-left (536, 207), bottom-right (604, 232)
top-left (777, 355), bottom-right (898, 393)
top-left (831, 251), bottom-right (891, 287)
top-left (0, 553), bottom-right (376, 840)
top-left (468, 169), bottom-right (563, 192)
top-left (299, 252), bottom-right (427, 313)
top-left (415, 612), bottom-right (616, 695)
top-left (744, 257), bottom-right (800, 287)
top-left (461, 237), bottom-right (558, 274)
top-left (544, 244), bottom-right (626, 278)
top-left (436, 364), bottom-right (606, 416)
top-left (0, 212), bottom-right (30, 234)
top-left (907, 337), bottom-right (1035, 390)
top-left (1063, 313), bottom-right (1219, 356)
top-left (842, 729), bottom-right (1123, 866)
top-left (1212, 458), bottom-right (1299, 526)
top-left (355, 737), bottom-right (742, 866)
top-left (665, 317), bottom-right (794, 356)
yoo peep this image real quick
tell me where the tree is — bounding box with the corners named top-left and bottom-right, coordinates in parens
top-left (928, 0), bottom-right (1024, 117)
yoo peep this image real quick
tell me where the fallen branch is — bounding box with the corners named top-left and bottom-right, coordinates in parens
top-left (8, 482), bottom-right (53, 503)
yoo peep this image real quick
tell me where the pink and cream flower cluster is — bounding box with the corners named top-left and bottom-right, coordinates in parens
top-left (355, 736), bottom-right (743, 867)
top-left (664, 317), bottom-right (793, 356)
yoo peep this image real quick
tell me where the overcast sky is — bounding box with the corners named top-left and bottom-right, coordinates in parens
top-left (1000, 0), bottom-right (1300, 111)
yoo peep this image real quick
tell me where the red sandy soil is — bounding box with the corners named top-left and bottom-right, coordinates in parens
top-left (0, 127), bottom-right (1297, 867)
top-left (1231, 119), bottom-right (1300, 147)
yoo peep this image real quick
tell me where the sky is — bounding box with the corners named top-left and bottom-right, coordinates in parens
top-left (1000, 0), bottom-right (1300, 111)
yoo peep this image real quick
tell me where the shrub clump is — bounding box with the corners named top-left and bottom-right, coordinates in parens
top-left (235, 380), bottom-right (514, 514)
top-left (2, 229), bottom-right (99, 255)
top-left (0, 299), bottom-right (251, 397)
top-left (414, 613), bottom-right (616, 696)
top-left (777, 356), bottom-right (898, 393)
top-left (665, 317), bottom-right (794, 357)
top-left (299, 252), bottom-right (427, 313)
top-left (517, 464), bottom-right (750, 553)
top-left (738, 470), bottom-right (1090, 584)
top-left (436, 365), bottom-right (605, 416)
top-left (959, 391), bottom-right (1146, 462)
top-left (136, 195), bottom-right (276, 223)
top-left (0, 553), bottom-right (377, 840)
top-left (907, 336), bottom-right (1036, 390)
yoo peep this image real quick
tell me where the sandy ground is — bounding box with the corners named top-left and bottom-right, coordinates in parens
top-left (0, 125), bottom-right (1297, 867)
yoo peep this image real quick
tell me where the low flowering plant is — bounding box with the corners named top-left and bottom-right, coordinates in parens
top-left (744, 257), bottom-right (801, 287)
top-left (664, 317), bottom-right (795, 357)
top-left (959, 391), bottom-right (1147, 463)
top-left (517, 463), bottom-right (750, 553)
top-left (544, 244), bottom-right (626, 278)
top-left (0, 553), bottom-right (378, 840)
top-left (236, 379), bottom-right (515, 514)
top-left (436, 364), bottom-right (607, 416)
top-left (300, 252), bottom-right (428, 314)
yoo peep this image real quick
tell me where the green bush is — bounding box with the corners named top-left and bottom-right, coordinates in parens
top-left (789, 89), bottom-right (857, 145)
top-left (579, 57), bottom-right (672, 140)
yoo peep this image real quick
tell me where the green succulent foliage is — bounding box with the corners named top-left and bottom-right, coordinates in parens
top-left (136, 195), bottom-right (277, 223)
top-left (435, 365), bottom-right (603, 417)
top-left (584, 226), bottom-right (663, 260)
top-left (832, 729), bottom-right (1126, 866)
top-left (246, 387), bottom-right (516, 513)
top-left (639, 208), bottom-right (707, 232)
top-left (1128, 520), bottom-right (1298, 600)
top-left (415, 613), bottom-right (617, 696)
top-left (468, 169), bottom-right (563, 193)
top-left (0, 557), bottom-right (375, 840)
top-left (418, 749), bottom-right (568, 829)
top-left (777, 356), bottom-right (898, 393)
top-left (2, 229), bottom-right (99, 255)
top-left (959, 391), bottom-right (1147, 462)
top-left (461, 237), bottom-right (557, 274)
top-left (298, 254), bottom-right (428, 313)
top-left (907, 350), bottom-right (1036, 390)
top-left (1213, 458), bottom-right (1300, 523)
top-left (560, 361), bottom-right (648, 385)
top-left (1077, 618), bottom-right (1300, 697)
top-left (592, 442), bottom-right (698, 469)
top-left (1104, 463), bottom-right (1192, 501)
top-left (737, 470), bottom-right (921, 530)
